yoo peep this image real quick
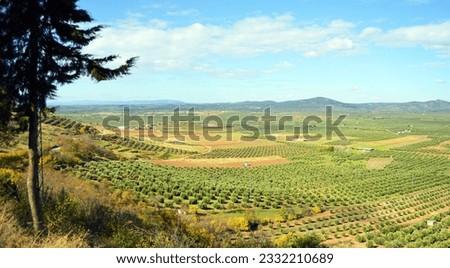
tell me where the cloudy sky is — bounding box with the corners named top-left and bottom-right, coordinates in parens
top-left (57, 0), bottom-right (450, 103)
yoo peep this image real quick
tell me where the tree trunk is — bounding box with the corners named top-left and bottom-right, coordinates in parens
top-left (27, 0), bottom-right (45, 233)
top-left (27, 98), bottom-right (44, 233)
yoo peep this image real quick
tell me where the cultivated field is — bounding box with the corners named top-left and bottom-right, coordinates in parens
top-left (3, 111), bottom-right (450, 248)
top-left (366, 158), bottom-right (394, 170)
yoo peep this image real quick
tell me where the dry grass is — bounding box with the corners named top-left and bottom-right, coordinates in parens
top-left (366, 158), bottom-right (394, 170)
top-left (423, 140), bottom-right (450, 151)
top-left (0, 203), bottom-right (88, 248)
top-left (0, 203), bottom-right (30, 247)
top-left (42, 167), bottom-right (122, 209)
top-left (367, 135), bottom-right (431, 148)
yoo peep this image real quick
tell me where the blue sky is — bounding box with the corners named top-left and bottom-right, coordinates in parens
top-left (56, 0), bottom-right (450, 103)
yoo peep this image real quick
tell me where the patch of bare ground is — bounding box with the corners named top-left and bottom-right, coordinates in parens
top-left (423, 140), bottom-right (450, 151)
top-left (197, 139), bottom-right (278, 149)
top-left (153, 156), bottom-right (291, 168)
top-left (324, 236), bottom-right (365, 248)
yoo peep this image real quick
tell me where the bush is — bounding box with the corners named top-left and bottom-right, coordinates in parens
top-left (227, 217), bottom-right (250, 231)
top-left (311, 205), bottom-right (322, 214)
top-left (189, 197), bottom-right (198, 205)
top-left (356, 235), bottom-right (367, 243)
top-left (197, 201), bottom-right (208, 210)
top-left (0, 169), bottom-right (20, 202)
top-left (48, 152), bottom-right (81, 167)
top-left (0, 150), bottom-right (27, 170)
top-left (226, 202), bottom-right (236, 210)
top-left (49, 136), bottom-right (117, 167)
top-left (381, 223), bottom-right (400, 234)
top-left (212, 202), bottom-right (222, 209)
top-left (274, 232), bottom-right (324, 248)
top-left (366, 240), bottom-right (377, 248)
top-left (164, 200), bottom-right (174, 208)
top-left (280, 206), bottom-right (297, 221)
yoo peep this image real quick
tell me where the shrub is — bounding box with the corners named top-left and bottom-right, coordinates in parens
top-left (260, 218), bottom-right (271, 226)
top-left (280, 206), bottom-right (297, 221)
top-left (274, 232), bottom-right (324, 248)
top-left (48, 152), bottom-right (81, 167)
top-left (226, 202), bottom-right (236, 210)
top-left (188, 197), bottom-right (198, 205)
top-left (0, 169), bottom-right (20, 202)
top-left (227, 217), bottom-right (250, 232)
top-left (212, 202), bottom-right (222, 209)
top-left (198, 201), bottom-right (208, 210)
top-left (0, 150), bottom-right (28, 170)
top-left (366, 240), bottom-right (377, 248)
top-left (311, 205), bottom-right (322, 214)
top-left (164, 200), bottom-right (174, 208)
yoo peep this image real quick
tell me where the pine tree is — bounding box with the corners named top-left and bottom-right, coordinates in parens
top-left (0, 0), bottom-right (137, 232)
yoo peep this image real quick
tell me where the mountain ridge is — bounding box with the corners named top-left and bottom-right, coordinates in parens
top-left (53, 97), bottom-right (450, 114)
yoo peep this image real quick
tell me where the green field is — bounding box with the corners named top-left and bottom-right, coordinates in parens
top-left (2, 106), bottom-right (449, 248)
top-left (20, 108), bottom-right (447, 248)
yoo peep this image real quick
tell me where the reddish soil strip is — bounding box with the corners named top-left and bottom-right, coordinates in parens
top-left (153, 156), bottom-right (290, 168)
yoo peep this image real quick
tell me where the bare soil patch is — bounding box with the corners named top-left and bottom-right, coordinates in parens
top-left (424, 140), bottom-right (450, 151)
top-left (197, 139), bottom-right (277, 149)
top-left (153, 156), bottom-right (290, 168)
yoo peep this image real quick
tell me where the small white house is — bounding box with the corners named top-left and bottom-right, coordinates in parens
top-left (358, 148), bottom-right (375, 152)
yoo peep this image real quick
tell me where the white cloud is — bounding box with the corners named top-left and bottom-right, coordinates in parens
top-left (149, 19), bottom-right (169, 29)
top-left (276, 61), bottom-right (294, 68)
top-left (363, 21), bottom-right (450, 57)
top-left (87, 15), bottom-right (358, 72)
top-left (86, 15), bottom-right (450, 74)
top-left (327, 38), bottom-right (354, 51)
top-left (360, 27), bottom-right (382, 38)
top-left (436, 79), bottom-right (446, 84)
top-left (329, 19), bottom-right (355, 30)
top-left (303, 51), bottom-right (320, 58)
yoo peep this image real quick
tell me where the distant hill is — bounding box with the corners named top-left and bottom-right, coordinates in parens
top-left (54, 97), bottom-right (450, 114)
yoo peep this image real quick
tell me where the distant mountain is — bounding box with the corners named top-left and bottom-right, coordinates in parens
top-left (167, 97), bottom-right (450, 113)
top-left (54, 97), bottom-right (450, 114)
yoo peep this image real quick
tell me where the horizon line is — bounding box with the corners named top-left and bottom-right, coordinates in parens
top-left (47, 97), bottom-right (450, 106)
